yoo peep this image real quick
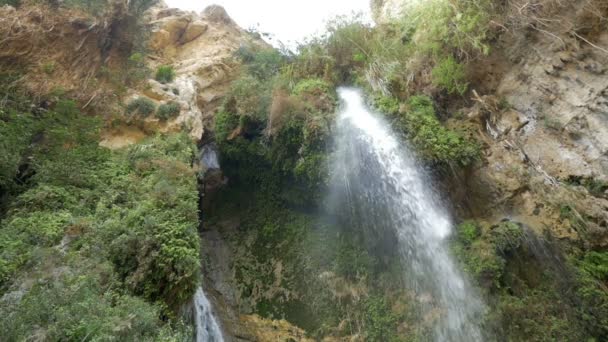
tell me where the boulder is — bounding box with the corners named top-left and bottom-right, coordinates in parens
top-left (201, 5), bottom-right (234, 25)
top-left (180, 20), bottom-right (208, 44)
top-left (149, 15), bottom-right (190, 50)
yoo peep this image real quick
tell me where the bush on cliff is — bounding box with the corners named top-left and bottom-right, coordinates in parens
top-left (0, 89), bottom-right (198, 339)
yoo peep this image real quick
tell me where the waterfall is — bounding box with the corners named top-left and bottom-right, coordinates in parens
top-left (193, 287), bottom-right (224, 342)
top-left (331, 88), bottom-right (484, 341)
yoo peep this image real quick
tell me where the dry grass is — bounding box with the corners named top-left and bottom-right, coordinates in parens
top-left (502, 0), bottom-right (608, 53)
top-left (0, 2), bottom-right (135, 109)
top-left (266, 89), bottom-right (303, 137)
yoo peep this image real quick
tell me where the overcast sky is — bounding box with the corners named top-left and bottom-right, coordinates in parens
top-left (164, 0), bottom-right (372, 46)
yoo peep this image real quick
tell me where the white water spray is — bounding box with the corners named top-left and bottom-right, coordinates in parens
top-left (332, 88), bottom-right (484, 341)
top-left (193, 287), bottom-right (224, 342)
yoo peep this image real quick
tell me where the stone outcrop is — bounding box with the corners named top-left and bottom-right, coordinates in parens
top-left (449, 27), bottom-right (608, 249)
top-left (101, 3), bottom-right (269, 147)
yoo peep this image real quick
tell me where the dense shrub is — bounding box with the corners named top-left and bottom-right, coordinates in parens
top-left (457, 221), bottom-right (481, 246)
top-left (0, 265), bottom-right (191, 341)
top-left (127, 97), bottom-right (156, 117)
top-left (431, 56), bottom-right (468, 95)
top-left (363, 296), bottom-right (399, 342)
top-left (156, 102), bottom-right (181, 121)
top-left (0, 88), bottom-right (200, 338)
top-left (398, 95), bottom-right (479, 166)
top-left (575, 251), bottom-right (608, 337)
top-left (372, 95), bottom-right (400, 115)
top-left (155, 65), bottom-right (176, 84)
top-left (293, 78), bottom-right (332, 97)
top-left (236, 46), bottom-right (285, 80)
top-left (490, 221), bottom-right (525, 254)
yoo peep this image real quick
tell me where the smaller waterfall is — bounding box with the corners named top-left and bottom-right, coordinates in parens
top-left (200, 143), bottom-right (220, 172)
top-left (194, 287), bottom-right (224, 342)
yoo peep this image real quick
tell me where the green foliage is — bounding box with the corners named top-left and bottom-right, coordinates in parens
top-left (42, 62), bottom-right (55, 75)
top-left (495, 287), bottom-right (588, 341)
top-left (127, 97), bottom-right (156, 117)
top-left (457, 221), bottom-right (481, 246)
top-left (409, 0), bottom-right (492, 57)
top-left (126, 52), bottom-right (150, 84)
top-left (156, 102), bottom-right (181, 121)
top-left (63, 0), bottom-right (108, 14)
top-left (574, 252), bottom-right (608, 338)
top-left (228, 74), bottom-right (271, 121)
top-left (0, 109), bottom-right (35, 193)
top-left (490, 221), bottom-right (525, 254)
top-left (0, 264), bottom-right (192, 341)
top-left (559, 204), bottom-right (588, 234)
top-left (372, 95), bottom-right (400, 115)
top-left (363, 296), bottom-right (399, 342)
top-left (431, 56), bottom-right (468, 95)
top-left (155, 65), bottom-right (176, 84)
top-left (0, 84), bottom-right (200, 337)
top-left (452, 218), bottom-right (608, 340)
top-left (333, 238), bottom-right (376, 280)
top-left (453, 239), bottom-right (505, 289)
top-left (0, 0), bottom-right (19, 6)
top-left (293, 78), bottom-right (332, 96)
top-left (63, 0), bottom-right (158, 16)
top-left (128, 0), bottom-right (158, 16)
top-left (324, 15), bottom-right (373, 81)
top-left (242, 48), bottom-right (285, 81)
top-left (0, 211), bottom-right (71, 285)
top-left (397, 95), bottom-right (480, 166)
top-left (579, 252), bottom-right (608, 281)
top-left (567, 176), bottom-right (608, 199)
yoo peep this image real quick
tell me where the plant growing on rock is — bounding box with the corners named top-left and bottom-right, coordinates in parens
top-left (394, 95), bottom-right (480, 167)
top-left (127, 97), bottom-right (156, 118)
top-left (155, 65), bottom-right (175, 84)
top-left (156, 102), bottom-right (180, 121)
top-left (431, 56), bottom-right (468, 95)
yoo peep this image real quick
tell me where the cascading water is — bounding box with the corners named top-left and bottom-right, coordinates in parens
top-left (193, 287), bottom-right (224, 342)
top-left (331, 88), bottom-right (484, 341)
top-left (194, 143), bottom-right (224, 342)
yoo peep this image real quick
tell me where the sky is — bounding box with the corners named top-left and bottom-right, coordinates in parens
top-left (164, 0), bottom-right (372, 47)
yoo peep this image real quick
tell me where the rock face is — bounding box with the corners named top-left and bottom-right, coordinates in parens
top-left (146, 4), bottom-right (268, 140)
top-left (101, 4), bottom-right (268, 146)
top-left (450, 27), bottom-right (608, 249)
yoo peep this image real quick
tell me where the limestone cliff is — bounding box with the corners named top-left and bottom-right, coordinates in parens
top-left (101, 3), bottom-right (269, 148)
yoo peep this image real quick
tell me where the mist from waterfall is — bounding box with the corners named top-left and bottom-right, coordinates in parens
top-left (330, 88), bottom-right (484, 341)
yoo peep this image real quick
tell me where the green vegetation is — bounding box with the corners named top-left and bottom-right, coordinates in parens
top-left (363, 296), bottom-right (400, 342)
top-left (156, 102), bottom-right (181, 121)
top-left (380, 95), bottom-right (479, 166)
top-left (127, 97), bottom-right (156, 117)
top-left (0, 81), bottom-right (199, 339)
top-left (42, 62), bottom-right (55, 75)
top-left (490, 221), bottom-right (525, 254)
top-left (452, 219), bottom-right (608, 340)
top-left (126, 52), bottom-right (150, 84)
top-left (155, 65), bottom-right (176, 84)
top-left (567, 176), bottom-right (608, 199)
top-left (457, 221), bottom-right (481, 246)
top-left (0, 0), bottom-right (20, 7)
top-left (216, 46), bottom-right (337, 204)
top-left (236, 47), bottom-right (285, 81)
top-left (62, 0), bottom-right (157, 17)
top-left (293, 78), bottom-right (332, 96)
top-left (431, 56), bottom-right (468, 95)
top-left (372, 95), bottom-right (400, 115)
